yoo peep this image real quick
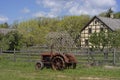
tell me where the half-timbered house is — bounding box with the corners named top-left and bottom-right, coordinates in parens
top-left (80, 16), bottom-right (120, 48)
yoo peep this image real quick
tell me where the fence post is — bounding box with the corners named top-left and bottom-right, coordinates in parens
top-left (0, 48), bottom-right (2, 54)
top-left (87, 48), bottom-right (90, 63)
top-left (14, 48), bottom-right (16, 62)
top-left (113, 48), bottom-right (116, 65)
top-left (27, 48), bottom-right (31, 62)
top-left (29, 50), bottom-right (31, 62)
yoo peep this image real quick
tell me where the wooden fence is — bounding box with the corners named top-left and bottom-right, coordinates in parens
top-left (0, 48), bottom-right (120, 66)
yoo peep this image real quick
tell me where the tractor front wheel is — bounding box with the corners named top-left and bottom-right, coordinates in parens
top-left (35, 61), bottom-right (44, 70)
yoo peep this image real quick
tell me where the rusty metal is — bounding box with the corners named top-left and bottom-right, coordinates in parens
top-left (35, 52), bottom-right (77, 70)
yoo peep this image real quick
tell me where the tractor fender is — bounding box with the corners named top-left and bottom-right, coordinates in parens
top-left (51, 54), bottom-right (69, 63)
top-left (65, 53), bottom-right (77, 63)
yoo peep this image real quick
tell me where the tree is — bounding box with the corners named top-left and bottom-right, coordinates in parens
top-left (12, 20), bottom-right (19, 29)
top-left (114, 12), bottom-right (120, 19)
top-left (99, 12), bottom-right (107, 17)
top-left (89, 32), bottom-right (100, 49)
top-left (89, 30), bottom-right (113, 51)
top-left (89, 31), bottom-right (109, 59)
top-left (89, 30), bottom-right (120, 50)
top-left (99, 10), bottom-right (120, 19)
top-left (0, 33), bottom-right (9, 50)
top-left (36, 17), bottom-right (60, 32)
top-left (17, 19), bottom-right (49, 47)
top-left (98, 8), bottom-right (114, 18)
top-left (46, 31), bottom-right (75, 52)
top-left (17, 15), bottom-right (90, 47)
top-left (60, 15), bottom-right (90, 47)
top-left (109, 30), bottom-right (120, 47)
top-left (106, 8), bottom-right (113, 17)
top-left (0, 22), bottom-right (9, 28)
top-left (5, 31), bottom-right (23, 50)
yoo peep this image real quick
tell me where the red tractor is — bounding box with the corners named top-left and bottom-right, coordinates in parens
top-left (35, 52), bottom-right (77, 70)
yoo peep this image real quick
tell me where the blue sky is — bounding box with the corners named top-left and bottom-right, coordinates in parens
top-left (0, 0), bottom-right (120, 24)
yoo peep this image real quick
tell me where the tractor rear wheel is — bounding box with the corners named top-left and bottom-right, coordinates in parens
top-left (52, 56), bottom-right (65, 70)
top-left (35, 61), bottom-right (44, 70)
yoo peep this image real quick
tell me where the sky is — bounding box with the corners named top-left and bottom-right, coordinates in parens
top-left (0, 0), bottom-right (120, 24)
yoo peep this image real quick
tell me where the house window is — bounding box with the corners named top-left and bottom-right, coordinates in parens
top-left (85, 39), bottom-right (88, 46)
top-left (88, 28), bottom-right (92, 34)
top-left (95, 20), bottom-right (98, 24)
top-left (100, 27), bottom-right (103, 31)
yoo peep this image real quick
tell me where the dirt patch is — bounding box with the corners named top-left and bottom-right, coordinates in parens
top-left (104, 65), bottom-right (120, 69)
top-left (57, 75), bottom-right (67, 78)
top-left (79, 77), bottom-right (110, 80)
top-left (56, 75), bottom-right (111, 80)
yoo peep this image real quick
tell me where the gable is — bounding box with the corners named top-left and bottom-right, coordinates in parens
top-left (80, 16), bottom-right (114, 33)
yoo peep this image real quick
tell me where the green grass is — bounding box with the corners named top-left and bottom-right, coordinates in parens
top-left (0, 55), bottom-right (120, 80)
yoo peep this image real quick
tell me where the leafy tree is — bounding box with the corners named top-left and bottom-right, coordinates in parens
top-left (17, 19), bottom-right (49, 47)
top-left (89, 31), bottom-right (110, 51)
top-left (114, 12), bottom-right (120, 19)
top-left (89, 30), bottom-right (120, 50)
top-left (110, 30), bottom-right (120, 47)
top-left (98, 8), bottom-right (120, 19)
top-left (89, 32), bottom-right (99, 48)
top-left (5, 31), bottom-right (23, 50)
top-left (0, 33), bottom-right (9, 50)
top-left (89, 31), bottom-right (109, 60)
top-left (12, 20), bottom-right (19, 29)
top-left (16, 15), bottom-right (90, 47)
top-left (0, 22), bottom-right (9, 28)
top-left (60, 15), bottom-right (90, 46)
top-left (99, 12), bottom-right (107, 17)
top-left (36, 17), bottom-right (60, 32)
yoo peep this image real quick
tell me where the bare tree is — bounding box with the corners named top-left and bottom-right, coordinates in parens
top-left (46, 31), bottom-right (75, 53)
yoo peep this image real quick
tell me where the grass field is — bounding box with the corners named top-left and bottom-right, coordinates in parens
top-left (0, 55), bottom-right (120, 80)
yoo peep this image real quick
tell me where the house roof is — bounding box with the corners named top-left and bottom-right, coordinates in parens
top-left (81, 16), bottom-right (120, 32)
top-left (0, 28), bottom-right (15, 35)
top-left (97, 16), bottom-right (120, 31)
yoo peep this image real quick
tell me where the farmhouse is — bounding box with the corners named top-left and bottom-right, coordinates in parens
top-left (80, 16), bottom-right (120, 48)
top-left (0, 28), bottom-right (15, 35)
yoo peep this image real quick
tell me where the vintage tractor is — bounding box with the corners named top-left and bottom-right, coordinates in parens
top-left (35, 52), bottom-right (77, 70)
top-left (35, 32), bottom-right (77, 70)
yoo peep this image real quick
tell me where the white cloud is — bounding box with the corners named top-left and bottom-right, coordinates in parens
top-left (33, 11), bottom-right (46, 17)
top-left (35, 0), bottom-right (117, 17)
top-left (67, 0), bottom-right (117, 15)
top-left (89, 0), bottom-right (116, 8)
top-left (0, 16), bottom-right (8, 22)
top-left (37, 0), bottom-right (64, 17)
top-left (33, 11), bottom-right (57, 18)
top-left (47, 12), bottom-right (57, 18)
top-left (21, 8), bottom-right (30, 14)
top-left (36, 0), bottom-right (42, 5)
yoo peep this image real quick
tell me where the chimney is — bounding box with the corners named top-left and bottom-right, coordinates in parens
top-left (110, 13), bottom-right (114, 18)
